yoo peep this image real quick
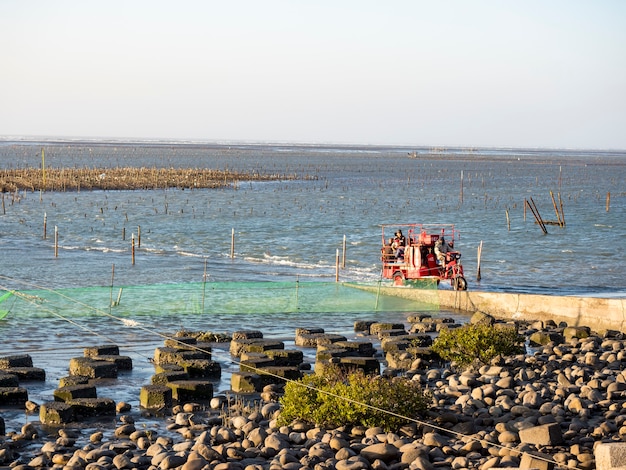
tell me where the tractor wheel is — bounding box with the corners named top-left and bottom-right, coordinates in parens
top-left (392, 271), bottom-right (405, 286)
top-left (453, 276), bottom-right (468, 291)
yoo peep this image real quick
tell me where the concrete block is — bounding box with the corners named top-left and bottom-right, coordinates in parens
top-left (333, 341), bottom-right (376, 356)
top-left (68, 357), bottom-right (117, 379)
top-left (58, 375), bottom-right (90, 387)
top-left (53, 384), bottom-right (97, 402)
top-left (167, 380), bottom-right (214, 402)
top-left (151, 371), bottom-right (190, 385)
top-left (0, 354), bottom-right (33, 368)
top-left (153, 347), bottom-right (210, 365)
top-left (93, 355), bottom-right (133, 371)
top-left (3, 367), bottom-right (46, 381)
top-left (519, 423), bottom-right (563, 446)
top-left (84, 344), bottom-right (119, 357)
top-left (370, 322), bottom-right (405, 335)
top-left (231, 372), bottom-right (262, 393)
top-left (596, 443), bottom-right (626, 470)
top-left (67, 398), bottom-right (116, 418)
top-left (0, 372), bottom-right (19, 387)
top-left (232, 330), bottom-right (264, 340)
top-left (40, 401), bottom-right (75, 425)
top-left (179, 359), bottom-right (221, 378)
top-left (265, 349), bottom-right (305, 366)
top-left (338, 356), bottom-right (381, 375)
top-left (519, 452), bottom-right (554, 470)
top-left (0, 387), bottom-right (28, 406)
top-left (140, 385), bottom-right (173, 410)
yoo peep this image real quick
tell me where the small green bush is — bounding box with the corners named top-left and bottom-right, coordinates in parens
top-left (278, 366), bottom-right (430, 431)
top-left (431, 323), bottom-right (524, 369)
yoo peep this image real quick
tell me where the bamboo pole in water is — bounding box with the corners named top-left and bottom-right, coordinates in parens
top-left (54, 226), bottom-right (58, 257)
top-left (43, 213), bottom-right (47, 239)
top-left (476, 240), bottom-right (483, 281)
top-left (131, 234), bottom-right (135, 265)
top-left (335, 249), bottom-right (340, 282)
top-left (137, 225), bottom-right (141, 248)
top-left (505, 209), bottom-right (510, 231)
top-left (230, 228), bottom-right (235, 259)
top-left (606, 192), bottom-right (611, 212)
top-left (342, 235), bottom-right (346, 268)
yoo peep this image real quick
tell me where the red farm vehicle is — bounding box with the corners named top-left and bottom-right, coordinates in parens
top-left (380, 224), bottom-right (468, 291)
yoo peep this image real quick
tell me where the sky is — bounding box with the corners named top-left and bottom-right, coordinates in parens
top-left (1, 1), bottom-right (625, 149)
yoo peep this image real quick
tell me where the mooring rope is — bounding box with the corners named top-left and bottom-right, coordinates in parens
top-left (0, 276), bottom-right (567, 469)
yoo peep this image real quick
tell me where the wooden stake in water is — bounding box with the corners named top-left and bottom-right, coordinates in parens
top-left (606, 192), bottom-right (611, 212)
top-left (131, 234), bottom-right (135, 265)
top-left (54, 226), bottom-right (58, 257)
top-left (342, 234), bottom-right (346, 268)
top-left (335, 249), bottom-right (340, 282)
top-left (43, 212), bottom-right (47, 239)
top-left (137, 225), bottom-right (141, 248)
top-left (230, 228), bottom-right (235, 258)
top-left (505, 209), bottom-right (510, 231)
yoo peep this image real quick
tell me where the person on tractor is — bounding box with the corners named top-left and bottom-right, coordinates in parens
top-left (434, 237), bottom-right (453, 272)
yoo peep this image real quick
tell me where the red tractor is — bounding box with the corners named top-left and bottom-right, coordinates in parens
top-left (380, 224), bottom-right (468, 291)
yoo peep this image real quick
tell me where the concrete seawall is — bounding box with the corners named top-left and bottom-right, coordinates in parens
top-left (358, 285), bottom-right (626, 333)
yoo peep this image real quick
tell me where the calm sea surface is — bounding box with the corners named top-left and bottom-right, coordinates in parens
top-left (0, 139), bottom-right (624, 433)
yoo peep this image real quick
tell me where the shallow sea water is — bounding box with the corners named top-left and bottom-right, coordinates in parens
top-left (0, 140), bottom-right (624, 435)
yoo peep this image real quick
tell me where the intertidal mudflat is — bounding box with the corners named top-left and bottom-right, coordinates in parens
top-left (1, 314), bottom-right (624, 470)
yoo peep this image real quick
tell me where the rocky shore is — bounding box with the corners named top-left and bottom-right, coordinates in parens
top-left (2, 315), bottom-right (626, 470)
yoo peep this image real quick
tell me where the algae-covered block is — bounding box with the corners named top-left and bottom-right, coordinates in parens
top-left (58, 375), bottom-right (91, 387)
top-left (68, 357), bottom-right (117, 379)
top-left (167, 380), bottom-right (214, 402)
top-left (338, 356), bottom-right (380, 375)
top-left (67, 398), bottom-right (116, 418)
top-left (0, 387), bottom-right (29, 406)
top-left (94, 355), bottom-right (133, 371)
top-left (0, 354), bottom-right (33, 369)
top-left (4, 367), bottom-right (46, 381)
top-left (265, 349), bottom-right (304, 366)
top-left (84, 345), bottom-right (120, 358)
top-left (40, 401), bottom-right (75, 425)
top-left (151, 371), bottom-right (190, 385)
top-left (140, 385), bottom-right (172, 409)
top-left (0, 372), bottom-right (19, 387)
top-left (53, 384), bottom-right (97, 402)
top-left (231, 372), bottom-right (262, 393)
top-left (179, 359), bottom-right (221, 379)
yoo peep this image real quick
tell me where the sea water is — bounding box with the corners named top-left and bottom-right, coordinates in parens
top-left (0, 140), bottom-right (624, 433)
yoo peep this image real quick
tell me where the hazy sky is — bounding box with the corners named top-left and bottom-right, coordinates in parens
top-left (2, 1), bottom-right (625, 149)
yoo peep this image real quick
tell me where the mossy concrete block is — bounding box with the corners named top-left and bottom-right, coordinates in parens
top-left (407, 314), bottom-right (433, 323)
top-left (167, 380), bottom-right (214, 402)
top-left (40, 401), bottom-right (75, 425)
top-left (376, 329), bottom-right (408, 339)
top-left (295, 333), bottom-right (325, 347)
top-left (69, 357), bottom-right (117, 379)
top-left (519, 423), bottom-right (564, 446)
top-left (409, 322), bottom-right (437, 333)
top-left (164, 336), bottom-right (197, 348)
top-left (332, 341), bottom-right (376, 357)
top-left (265, 349), bottom-right (304, 366)
top-left (0, 416), bottom-right (4, 436)
top-left (354, 321), bottom-right (375, 333)
top-left (382, 334), bottom-right (432, 353)
top-left (370, 323), bottom-right (405, 335)
top-left (84, 344), bottom-right (119, 358)
top-left (0, 387), bottom-right (29, 406)
top-left (67, 398), bottom-right (116, 418)
top-left (232, 330), bottom-right (264, 340)
top-left (4, 367), bottom-right (46, 381)
top-left (230, 338), bottom-right (284, 357)
top-left (529, 331), bottom-right (564, 347)
top-left (154, 363), bottom-right (184, 374)
top-left (0, 372), bottom-right (19, 387)
top-left (258, 366), bottom-right (302, 387)
top-left (338, 357), bottom-right (380, 375)
top-left (385, 351), bottom-right (414, 370)
top-left (58, 375), bottom-right (90, 387)
top-left (231, 372), bottom-right (262, 393)
top-left (240, 357), bottom-right (275, 373)
top-left (179, 359), bottom-right (221, 379)
top-left (140, 385), bottom-right (173, 410)
top-left (316, 348), bottom-right (349, 362)
top-left (0, 354), bottom-right (33, 369)
top-left (153, 347), bottom-right (210, 365)
top-left (53, 384), bottom-right (98, 402)
top-left (93, 355), bottom-right (133, 371)
top-left (314, 334), bottom-right (347, 347)
top-left (151, 371), bottom-right (190, 385)
top-left (563, 326), bottom-right (591, 340)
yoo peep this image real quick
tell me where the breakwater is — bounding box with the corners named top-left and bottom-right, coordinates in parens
top-left (362, 286), bottom-right (626, 333)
